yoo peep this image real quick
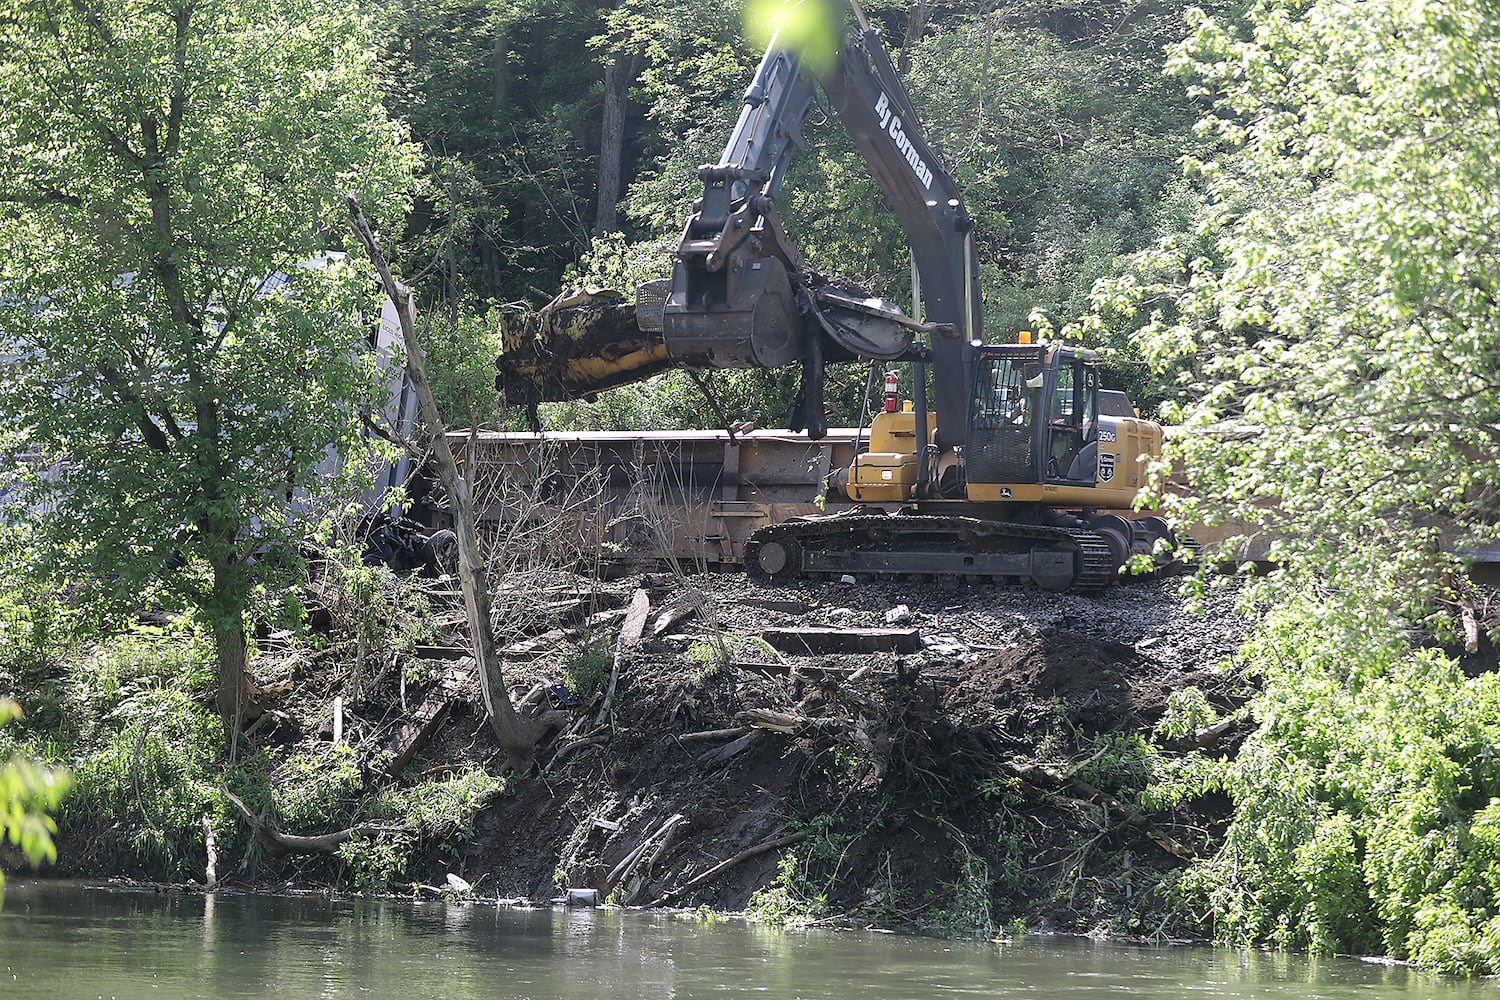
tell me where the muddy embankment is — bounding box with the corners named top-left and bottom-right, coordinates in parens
top-left (40, 568), bottom-right (1250, 937)
top-left (404, 571), bottom-right (1248, 935)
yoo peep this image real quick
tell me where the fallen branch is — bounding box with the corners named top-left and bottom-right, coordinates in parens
top-left (242, 709), bottom-right (291, 742)
top-left (735, 708), bottom-right (847, 735)
top-left (548, 734), bottom-right (608, 768)
top-left (604, 812), bottom-right (687, 898)
top-left (221, 788), bottom-right (402, 859)
top-left (648, 830), bottom-right (807, 907)
top-left (736, 708), bottom-right (805, 734)
top-left (997, 761), bottom-right (1194, 860)
top-left (695, 731), bottom-right (759, 768)
top-left (1161, 716), bottom-right (1247, 753)
top-left (623, 820), bottom-right (687, 905)
top-left (677, 726), bottom-right (750, 743)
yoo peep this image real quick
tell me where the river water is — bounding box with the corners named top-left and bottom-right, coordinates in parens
top-left (0, 881), bottom-right (1488, 999)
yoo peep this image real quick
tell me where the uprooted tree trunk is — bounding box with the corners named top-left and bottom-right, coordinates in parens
top-left (346, 195), bottom-right (557, 766)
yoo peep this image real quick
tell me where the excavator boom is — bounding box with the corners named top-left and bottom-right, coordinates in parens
top-left (495, 3), bottom-right (975, 439)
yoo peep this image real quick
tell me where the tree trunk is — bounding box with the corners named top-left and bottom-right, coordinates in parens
top-left (493, 26), bottom-right (509, 116)
top-left (979, 9), bottom-right (996, 114)
top-left (595, 53), bottom-right (636, 236)
top-left (896, 1), bottom-right (930, 76)
top-left (445, 171), bottom-right (459, 308)
top-left (209, 553), bottom-right (252, 759)
top-left (346, 196), bottom-right (548, 765)
top-left (211, 598), bottom-right (248, 723)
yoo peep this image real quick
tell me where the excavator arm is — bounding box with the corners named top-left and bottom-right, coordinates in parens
top-left (661, 1), bottom-right (981, 445)
top-left (498, 1), bottom-right (980, 457)
top-left (820, 9), bottom-right (982, 446)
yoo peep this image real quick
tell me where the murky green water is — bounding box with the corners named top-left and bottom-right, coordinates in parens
top-left (0, 881), bottom-right (1487, 999)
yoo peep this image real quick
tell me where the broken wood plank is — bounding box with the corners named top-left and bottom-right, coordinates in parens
top-left (499, 628), bottom-right (571, 660)
top-left (385, 699), bottom-right (453, 778)
top-left (730, 660), bottom-right (964, 685)
top-left (385, 670), bottom-right (465, 778)
top-left (598, 589), bottom-right (650, 727)
top-left (586, 607), bottom-right (630, 629)
top-left (651, 602), bottom-right (699, 638)
top-left (695, 731), bottom-right (759, 768)
top-left (412, 643), bottom-right (470, 660)
top-left (620, 588), bottom-right (651, 646)
top-left (759, 627), bottom-right (922, 655)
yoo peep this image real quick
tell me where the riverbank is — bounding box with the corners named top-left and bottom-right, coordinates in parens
top-left (6, 566), bottom-right (1250, 939)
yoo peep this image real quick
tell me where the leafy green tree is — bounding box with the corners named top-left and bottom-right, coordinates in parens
top-left (0, 699), bottom-right (69, 905)
top-left (1088, 0), bottom-right (1500, 973)
top-left (0, 0), bottom-right (417, 727)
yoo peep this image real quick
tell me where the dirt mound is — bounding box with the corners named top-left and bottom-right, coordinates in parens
top-left (946, 631), bottom-right (1137, 732)
top-left (435, 574), bottom-right (1249, 934)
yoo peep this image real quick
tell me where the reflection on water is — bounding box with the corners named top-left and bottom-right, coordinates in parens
top-left (0, 880), bottom-right (1486, 1000)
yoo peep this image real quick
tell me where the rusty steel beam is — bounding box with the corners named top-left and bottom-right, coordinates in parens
top-left (414, 426), bottom-right (1315, 572)
top-left (423, 428), bottom-right (871, 568)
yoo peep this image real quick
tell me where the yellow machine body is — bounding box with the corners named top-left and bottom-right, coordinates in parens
top-left (836, 345), bottom-right (1166, 514)
top-left (843, 409), bottom-right (935, 502)
top-left (965, 415), bottom-right (1164, 505)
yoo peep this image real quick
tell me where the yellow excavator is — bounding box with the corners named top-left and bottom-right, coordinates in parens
top-left (496, 1), bottom-right (1177, 591)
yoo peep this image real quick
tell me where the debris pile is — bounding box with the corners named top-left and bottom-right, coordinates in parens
top-left (424, 572), bottom-right (1250, 934)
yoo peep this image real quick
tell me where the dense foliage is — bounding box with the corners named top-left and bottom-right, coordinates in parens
top-left (1076, 0), bottom-right (1500, 973)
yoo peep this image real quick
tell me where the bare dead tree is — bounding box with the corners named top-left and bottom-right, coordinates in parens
top-left (464, 435), bottom-right (611, 640)
top-left (346, 194), bottom-right (555, 766)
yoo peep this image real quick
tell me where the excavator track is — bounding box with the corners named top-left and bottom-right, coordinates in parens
top-left (743, 512), bottom-right (1118, 592)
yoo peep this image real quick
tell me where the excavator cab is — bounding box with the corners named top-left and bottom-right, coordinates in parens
top-left (967, 346), bottom-right (1097, 486)
top-left (1042, 350), bottom-right (1101, 484)
top-left (967, 345), bottom-right (1046, 486)
top-left (964, 344), bottom-right (1144, 508)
